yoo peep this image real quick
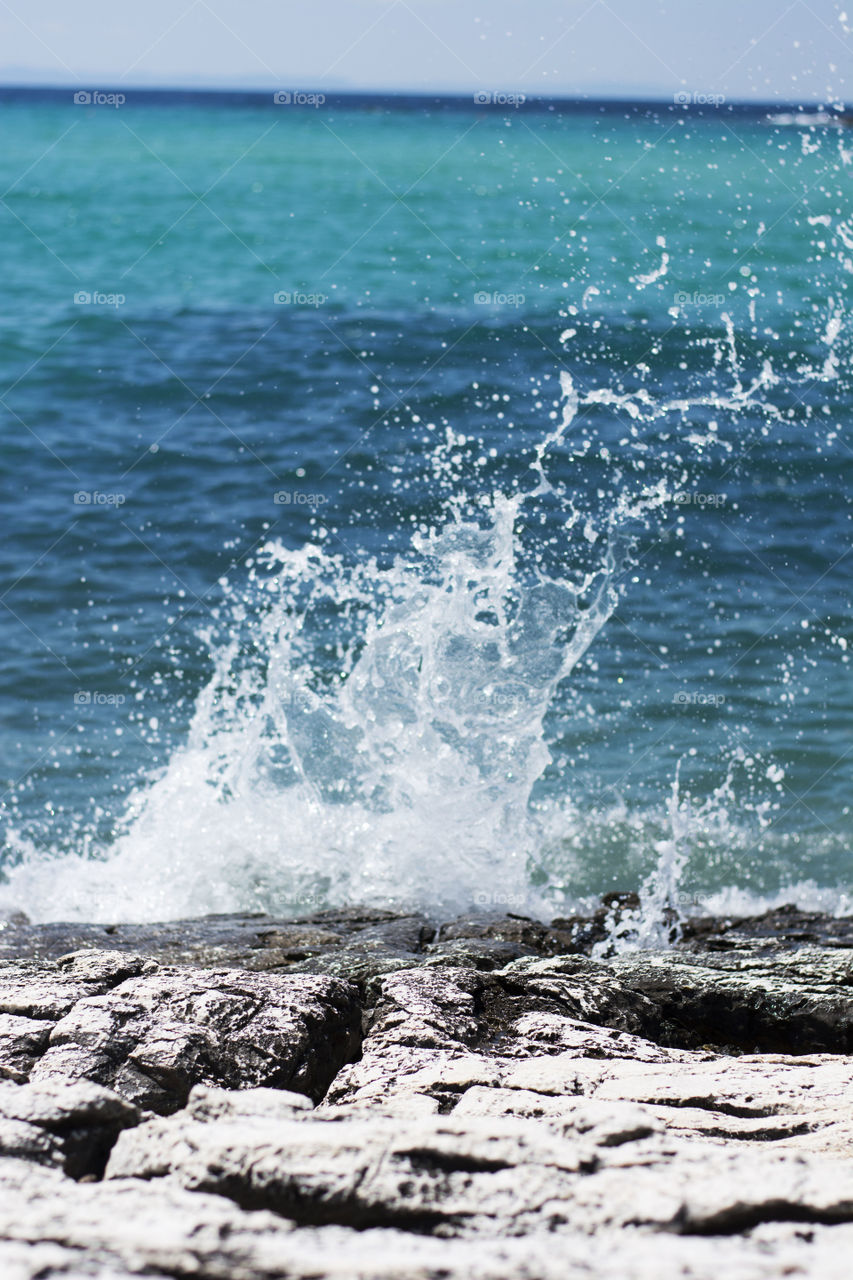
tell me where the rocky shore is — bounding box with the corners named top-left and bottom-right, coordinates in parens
top-left (2, 902), bottom-right (853, 1278)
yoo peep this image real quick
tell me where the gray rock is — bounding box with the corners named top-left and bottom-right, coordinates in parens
top-left (0, 953), bottom-right (155, 1085)
top-left (107, 1080), bottom-right (853, 1241)
top-left (3, 913), bottom-right (853, 1277)
top-left (186, 1082), bottom-right (314, 1123)
top-left (0, 1116), bottom-right (60, 1169)
top-left (324, 961), bottom-right (698, 1112)
top-left (679, 902), bottom-right (853, 951)
top-left (0, 1156), bottom-right (302, 1278)
top-left (105, 1090), bottom-right (634, 1231)
top-left (6, 1146), bottom-right (853, 1278)
top-left (421, 938), bottom-right (543, 969)
top-left (0, 951), bottom-right (152, 1021)
top-left (27, 956), bottom-right (361, 1111)
top-left (286, 949), bottom-right (425, 984)
top-left (4, 902), bottom-right (853, 972)
top-left (0, 1238), bottom-right (172, 1280)
top-left (0, 1013), bottom-right (52, 1083)
top-left (587, 1052), bottom-right (853, 1148)
top-left (0, 1078), bottom-right (140, 1177)
top-left (436, 912), bottom-right (587, 957)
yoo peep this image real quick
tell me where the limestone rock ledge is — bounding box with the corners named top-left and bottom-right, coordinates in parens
top-left (1, 908), bottom-right (853, 1277)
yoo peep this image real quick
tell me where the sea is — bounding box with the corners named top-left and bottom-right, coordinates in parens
top-left (0, 88), bottom-right (851, 935)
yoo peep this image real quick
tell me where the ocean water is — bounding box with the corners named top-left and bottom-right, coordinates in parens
top-left (0, 91), bottom-right (851, 930)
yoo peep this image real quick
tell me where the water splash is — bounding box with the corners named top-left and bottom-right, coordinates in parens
top-left (0, 464), bottom-right (644, 922)
top-left (593, 764), bottom-right (691, 954)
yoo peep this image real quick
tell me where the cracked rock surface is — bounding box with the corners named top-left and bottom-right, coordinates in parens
top-left (1, 949), bottom-right (362, 1111)
top-left (2, 906), bottom-right (853, 1277)
top-left (0, 1077), bottom-right (140, 1177)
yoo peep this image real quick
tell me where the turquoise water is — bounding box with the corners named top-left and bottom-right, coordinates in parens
top-left (0, 92), bottom-right (851, 923)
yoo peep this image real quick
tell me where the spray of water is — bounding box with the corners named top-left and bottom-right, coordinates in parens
top-left (592, 763), bottom-right (691, 954)
top-left (1, 417), bottom-right (657, 923)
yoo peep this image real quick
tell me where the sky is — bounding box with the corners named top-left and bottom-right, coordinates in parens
top-left (0, 0), bottom-right (850, 102)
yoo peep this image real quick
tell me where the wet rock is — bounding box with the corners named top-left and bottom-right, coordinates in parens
top-left (681, 903), bottom-right (853, 951)
top-left (0, 908), bottom-right (435, 975)
top-left (4, 901), bottom-right (853, 963)
top-left (609, 947), bottom-right (853, 1053)
top-left (436, 912), bottom-right (586, 956)
top-left (285, 950), bottom-right (424, 985)
top-left (421, 938), bottom-right (542, 969)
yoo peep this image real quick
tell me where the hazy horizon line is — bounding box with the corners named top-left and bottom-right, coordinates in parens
top-left (0, 82), bottom-right (844, 109)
